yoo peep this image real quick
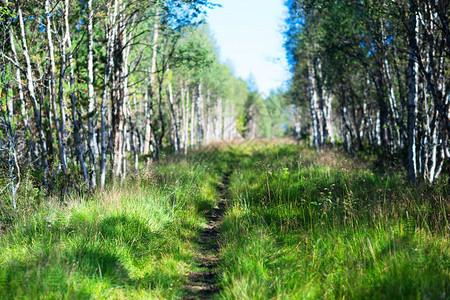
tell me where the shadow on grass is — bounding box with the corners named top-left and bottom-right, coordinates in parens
top-left (0, 213), bottom-right (186, 298)
top-left (221, 209), bottom-right (449, 299)
top-left (351, 255), bottom-right (449, 299)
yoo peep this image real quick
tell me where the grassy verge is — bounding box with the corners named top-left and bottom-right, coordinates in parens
top-left (217, 142), bottom-right (449, 299)
top-left (0, 152), bottom-right (224, 299)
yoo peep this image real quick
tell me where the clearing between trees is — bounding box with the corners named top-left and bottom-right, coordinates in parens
top-left (0, 141), bottom-right (448, 299)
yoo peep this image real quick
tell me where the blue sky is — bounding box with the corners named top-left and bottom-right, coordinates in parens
top-left (206, 0), bottom-right (289, 96)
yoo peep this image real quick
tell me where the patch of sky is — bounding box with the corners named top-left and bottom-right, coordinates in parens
top-left (384, 36), bottom-right (394, 45)
top-left (75, 19), bottom-right (85, 31)
top-left (367, 42), bottom-right (375, 56)
top-left (165, 1), bottom-right (205, 31)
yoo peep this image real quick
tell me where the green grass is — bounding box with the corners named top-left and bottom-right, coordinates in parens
top-left (0, 152), bottom-right (224, 299)
top-left (0, 142), bottom-right (448, 299)
top-left (217, 143), bottom-right (449, 299)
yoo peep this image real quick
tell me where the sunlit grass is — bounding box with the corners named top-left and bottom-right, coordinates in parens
top-left (0, 142), bottom-right (448, 299)
top-left (0, 155), bottom-right (222, 299)
top-left (217, 143), bottom-right (449, 299)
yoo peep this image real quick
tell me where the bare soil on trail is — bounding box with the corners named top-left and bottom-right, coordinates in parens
top-left (183, 171), bottom-right (231, 299)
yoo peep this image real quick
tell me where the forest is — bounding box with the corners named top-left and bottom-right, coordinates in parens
top-left (0, 0), bottom-right (448, 299)
top-left (284, 0), bottom-right (449, 184)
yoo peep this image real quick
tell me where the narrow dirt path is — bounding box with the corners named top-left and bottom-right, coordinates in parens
top-left (184, 171), bottom-right (232, 299)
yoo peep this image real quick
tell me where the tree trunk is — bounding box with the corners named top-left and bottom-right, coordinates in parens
top-left (144, 7), bottom-right (159, 155)
top-left (87, 0), bottom-right (98, 188)
top-left (190, 86), bottom-right (196, 146)
top-left (16, 2), bottom-right (49, 187)
top-left (100, 0), bottom-right (119, 188)
top-left (307, 59), bottom-right (320, 151)
top-left (46, 0), bottom-right (68, 173)
top-left (1, 63), bottom-right (20, 210)
top-left (167, 73), bottom-right (180, 152)
top-left (407, 0), bottom-right (419, 183)
top-left (10, 27), bottom-right (37, 166)
top-left (64, 0), bottom-right (89, 187)
top-left (196, 82), bottom-right (204, 147)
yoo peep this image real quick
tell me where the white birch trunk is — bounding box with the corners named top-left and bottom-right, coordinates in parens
top-left (100, 0), bottom-right (119, 188)
top-left (307, 59), bottom-right (320, 151)
top-left (17, 3), bottom-right (49, 187)
top-left (191, 88), bottom-right (196, 147)
top-left (2, 61), bottom-right (20, 209)
top-left (407, 0), bottom-right (419, 183)
top-left (167, 75), bottom-right (180, 152)
top-left (87, 0), bottom-right (98, 188)
top-left (196, 83), bottom-right (204, 147)
top-left (325, 91), bottom-right (334, 144)
top-left (10, 28), bottom-right (36, 164)
top-left (46, 0), bottom-right (68, 173)
top-left (114, 4), bottom-right (130, 178)
top-left (144, 7), bottom-right (159, 155)
top-left (180, 80), bottom-right (187, 153)
top-left (184, 83), bottom-right (190, 151)
top-left (64, 0), bottom-right (89, 187)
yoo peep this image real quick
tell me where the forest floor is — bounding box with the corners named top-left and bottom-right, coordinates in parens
top-left (0, 141), bottom-right (448, 299)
